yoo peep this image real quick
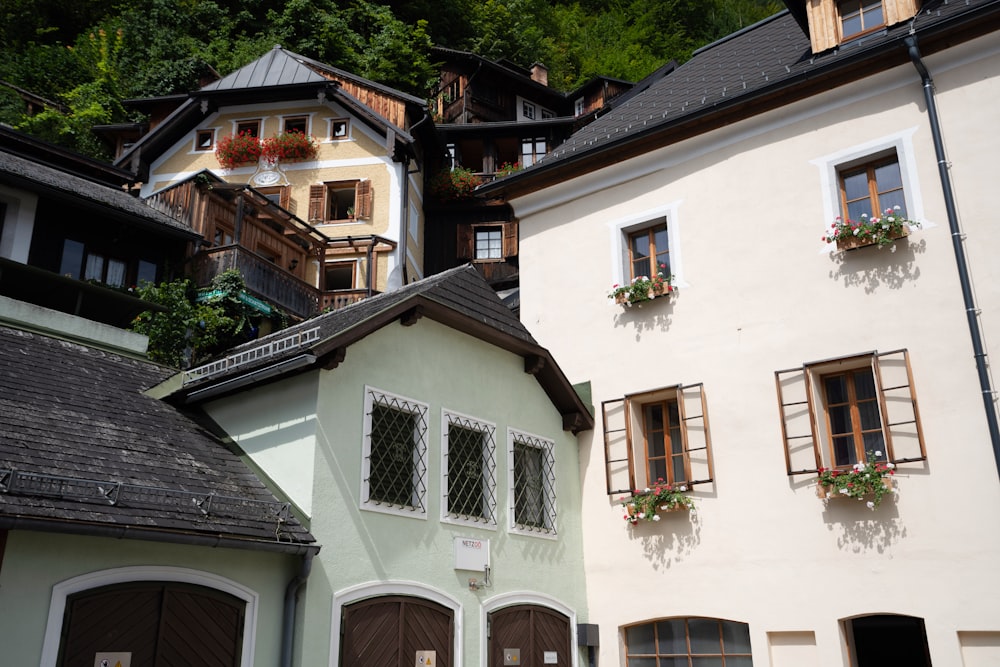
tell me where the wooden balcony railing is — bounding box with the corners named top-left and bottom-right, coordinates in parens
top-left (190, 246), bottom-right (320, 319)
top-left (190, 247), bottom-right (377, 319)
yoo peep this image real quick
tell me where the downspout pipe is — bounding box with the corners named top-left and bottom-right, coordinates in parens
top-left (905, 35), bottom-right (1000, 481)
top-left (280, 549), bottom-right (314, 667)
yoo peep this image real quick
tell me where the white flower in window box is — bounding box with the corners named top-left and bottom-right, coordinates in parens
top-left (620, 480), bottom-right (694, 525)
top-left (822, 206), bottom-right (920, 251)
top-left (817, 451), bottom-right (896, 508)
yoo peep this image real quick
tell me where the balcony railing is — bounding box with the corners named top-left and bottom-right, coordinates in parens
top-left (190, 246), bottom-right (320, 319)
top-left (321, 289), bottom-right (371, 311)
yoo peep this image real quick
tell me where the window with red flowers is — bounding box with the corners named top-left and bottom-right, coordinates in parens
top-left (601, 384), bottom-right (714, 496)
top-left (776, 349), bottom-right (927, 476)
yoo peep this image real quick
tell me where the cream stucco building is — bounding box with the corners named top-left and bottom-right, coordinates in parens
top-left (483, 1), bottom-right (1000, 665)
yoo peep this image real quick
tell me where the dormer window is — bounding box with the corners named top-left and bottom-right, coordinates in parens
top-left (838, 0), bottom-right (884, 40)
top-left (805, 0), bottom-right (919, 53)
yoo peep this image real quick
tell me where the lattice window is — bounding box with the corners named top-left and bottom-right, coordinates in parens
top-left (443, 412), bottom-right (497, 525)
top-left (509, 430), bottom-right (556, 535)
top-left (363, 388), bottom-right (429, 514)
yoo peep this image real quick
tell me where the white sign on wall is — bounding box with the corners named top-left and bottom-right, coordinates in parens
top-left (454, 537), bottom-right (490, 571)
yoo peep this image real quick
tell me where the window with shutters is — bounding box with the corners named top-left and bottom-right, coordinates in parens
top-left (442, 411), bottom-right (497, 527)
top-left (361, 387), bottom-right (429, 516)
top-left (308, 180), bottom-right (372, 223)
top-left (508, 429), bottom-right (556, 536)
top-left (775, 349), bottom-right (926, 476)
top-left (805, 0), bottom-right (919, 52)
top-left (601, 384), bottom-right (714, 497)
top-left (458, 222), bottom-right (517, 262)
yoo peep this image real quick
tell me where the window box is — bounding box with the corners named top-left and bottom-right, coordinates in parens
top-left (622, 483), bottom-right (694, 525)
top-left (609, 275), bottom-right (675, 306)
top-left (836, 224), bottom-right (909, 251)
top-left (816, 464), bottom-right (895, 506)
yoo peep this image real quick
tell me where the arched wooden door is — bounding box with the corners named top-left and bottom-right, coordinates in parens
top-left (488, 605), bottom-right (571, 667)
top-left (341, 596), bottom-right (453, 667)
top-left (57, 582), bottom-right (245, 667)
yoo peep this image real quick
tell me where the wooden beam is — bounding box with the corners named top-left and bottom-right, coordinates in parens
top-left (321, 347), bottom-right (347, 370)
top-left (524, 355), bottom-right (545, 375)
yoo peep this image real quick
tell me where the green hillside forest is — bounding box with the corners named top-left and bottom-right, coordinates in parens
top-left (0, 0), bottom-right (780, 158)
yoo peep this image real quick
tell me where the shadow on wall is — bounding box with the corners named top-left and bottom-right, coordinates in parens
top-left (828, 237), bottom-right (927, 294)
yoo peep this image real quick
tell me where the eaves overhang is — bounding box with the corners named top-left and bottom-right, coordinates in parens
top-left (479, 2), bottom-right (1000, 201)
top-left (176, 295), bottom-right (594, 433)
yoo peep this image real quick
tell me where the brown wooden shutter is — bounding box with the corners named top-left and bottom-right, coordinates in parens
top-left (775, 366), bottom-right (822, 474)
top-left (873, 348), bottom-right (927, 464)
top-left (601, 397), bottom-right (635, 495)
top-left (355, 180), bottom-right (372, 219)
top-left (885, 0), bottom-right (920, 26)
top-left (678, 383), bottom-right (714, 485)
top-left (502, 221), bottom-right (518, 258)
top-left (456, 225), bottom-right (473, 260)
top-left (806, 0), bottom-right (839, 53)
top-left (308, 184), bottom-right (325, 222)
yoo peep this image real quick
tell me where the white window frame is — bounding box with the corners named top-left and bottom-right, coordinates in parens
top-left (574, 98), bottom-right (585, 117)
top-left (441, 410), bottom-right (497, 528)
top-left (507, 428), bottom-right (557, 539)
top-left (361, 386), bottom-right (429, 518)
top-left (328, 118), bottom-right (351, 141)
top-left (812, 129), bottom-right (926, 251)
top-left (607, 201), bottom-right (684, 289)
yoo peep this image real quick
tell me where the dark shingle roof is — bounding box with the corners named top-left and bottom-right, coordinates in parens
top-left (0, 325), bottom-right (315, 551)
top-left (176, 265), bottom-right (594, 433)
top-left (0, 149), bottom-right (198, 238)
top-left (483, 0), bottom-right (1000, 189)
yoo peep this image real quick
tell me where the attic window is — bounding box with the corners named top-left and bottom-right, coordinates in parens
top-left (838, 0), bottom-right (884, 39)
top-left (806, 0), bottom-right (919, 52)
top-left (236, 120), bottom-right (261, 138)
top-left (283, 116), bottom-right (308, 134)
top-left (195, 130), bottom-right (215, 151)
top-left (330, 119), bottom-right (349, 140)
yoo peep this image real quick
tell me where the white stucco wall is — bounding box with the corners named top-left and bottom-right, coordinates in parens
top-left (511, 31), bottom-right (1000, 667)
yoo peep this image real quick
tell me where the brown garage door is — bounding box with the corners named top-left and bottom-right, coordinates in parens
top-left (341, 596), bottom-right (453, 667)
top-left (57, 582), bottom-right (245, 667)
top-left (489, 605), bottom-right (571, 667)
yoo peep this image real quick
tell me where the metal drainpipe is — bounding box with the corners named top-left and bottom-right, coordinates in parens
top-left (905, 35), bottom-right (1000, 481)
top-left (280, 549), bottom-right (314, 667)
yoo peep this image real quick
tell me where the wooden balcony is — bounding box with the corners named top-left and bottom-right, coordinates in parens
top-left (190, 247), bottom-right (379, 319)
top-left (190, 246), bottom-right (320, 319)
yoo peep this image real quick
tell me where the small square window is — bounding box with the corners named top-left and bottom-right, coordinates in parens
top-left (574, 98), bottom-right (585, 117)
top-left (540, 108), bottom-right (555, 119)
top-left (330, 119), bottom-right (349, 140)
top-left (362, 388), bottom-right (429, 514)
top-left (601, 384), bottom-right (714, 496)
top-left (522, 101), bottom-right (536, 120)
top-left (520, 137), bottom-right (547, 168)
top-left (195, 130), bottom-right (215, 151)
top-left (627, 220), bottom-right (670, 281)
top-left (283, 116), bottom-right (308, 134)
top-left (443, 411), bottom-right (497, 525)
top-left (776, 350), bottom-right (927, 476)
top-left (839, 154), bottom-right (906, 221)
top-left (475, 227), bottom-right (502, 260)
top-left (838, 0), bottom-right (885, 40)
top-left (236, 120), bottom-right (261, 138)
top-left (508, 430), bottom-right (556, 535)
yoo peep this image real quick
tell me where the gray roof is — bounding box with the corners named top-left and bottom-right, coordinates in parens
top-left (177, 265), bottom-right (594, 433)
top-left (201, 45), bottom-right (330, 91)
top-left (0, 149), bottom-right (198, 238)
top-left (0, 325), bottom-right (315, 552)
top-left (486, 0), bottom-right (998, 185)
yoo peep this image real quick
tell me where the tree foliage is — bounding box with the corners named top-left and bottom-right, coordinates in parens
top-left (0, 0), bottom-right (781, 156)
top-left (130, 270), bottom-right (263, 369)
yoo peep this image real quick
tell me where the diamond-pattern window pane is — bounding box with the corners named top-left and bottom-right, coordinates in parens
top-left (445, 414), bottom-right (496, 524)
top-left (511, 432), bottom-right (556, 534)
top-left (366, 391), bottom-right (428, 511)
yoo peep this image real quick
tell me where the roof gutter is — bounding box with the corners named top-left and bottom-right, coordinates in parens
top-left (905, 33), bottom-right (1000, 483)
top-left (0, 514), bottom-right (319, 556)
